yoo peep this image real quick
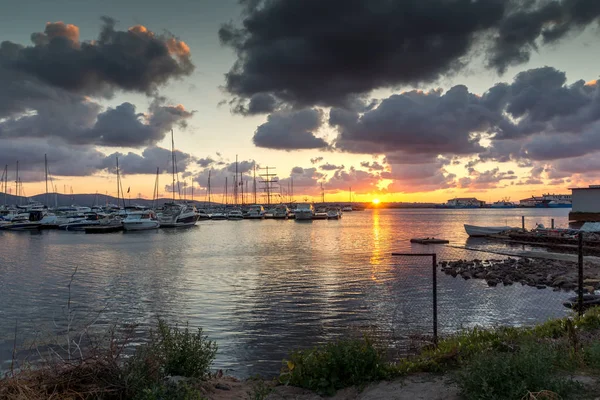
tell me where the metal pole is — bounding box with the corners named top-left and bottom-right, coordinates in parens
top-left (433, 253), bottom-right (438, 345)
top-left (391, 252), bottom-right (438, 347)
top-left (551, 218), bottom-right (555, 229)
top-left (578, 233), bottom-right (584, 316)
top-left (522, 215), bottom-right (525, 230)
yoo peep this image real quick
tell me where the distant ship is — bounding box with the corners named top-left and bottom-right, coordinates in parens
top-left (490, 198), bottom-right (516, 208)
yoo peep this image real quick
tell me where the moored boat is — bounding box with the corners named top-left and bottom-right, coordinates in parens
top-left (122, 210), bottom-right (159, 231)
top-left (246, 205), bottom-right (265, 219)
top-left (464, 224), bottom-right (517, 237)
top-left (326, 208), bottom-right (342, 220)
top-left (294, 203), bottom-right (314, 221)
top-left (227, 209), bottom-right (244, 220)
top-left (158, 203), bottom-right (199, 228)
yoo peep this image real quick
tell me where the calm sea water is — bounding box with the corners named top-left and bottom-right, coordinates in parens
top-left (0, 208), bottom-right (573, 377)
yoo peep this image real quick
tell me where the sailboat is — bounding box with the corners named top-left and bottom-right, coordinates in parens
top-left (157, 130), bottom-right (199, 228)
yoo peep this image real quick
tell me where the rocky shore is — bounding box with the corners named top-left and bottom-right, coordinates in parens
top-left (440, 258), bottom-right (600, 292)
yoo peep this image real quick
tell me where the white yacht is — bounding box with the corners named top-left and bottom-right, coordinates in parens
top-left (3, 211), bottom-right (45, 230)
top-left (327, 208), bottom-right (342, 220)
top-left (122, 210), bottom-right (159, 231)
top-left (272, 204), bottom-right (289, 219)
top-left (59, 212), bottom-right (102, 231)
top-left (210, 209), bottom-right (228, 220)
top-left (196, 209), bottom-right (211, 220)
top-left (227, 209), bottom-right (244, 220)
top-left (294, 203), bottom-right (314, 221)
top-left (157, 202), bottom-right (199, 227)
top-left (342, 205), bottom-right (353, 212)
top-left (246, 205), bottom-right (265, 219)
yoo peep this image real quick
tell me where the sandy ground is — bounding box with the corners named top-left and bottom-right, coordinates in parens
top-left (199, 373), bottom-right (600, 400)
top-left (201, 374), bottom-right (459, 400)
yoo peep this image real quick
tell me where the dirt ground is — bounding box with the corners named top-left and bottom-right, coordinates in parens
top-left (202, 374), bottom-right (459, 400)
top-left (201, 373), bottom-right (600, 400)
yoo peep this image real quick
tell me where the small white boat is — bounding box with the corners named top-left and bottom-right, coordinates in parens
top-left (464, 224), bottom-right (516, 237)
top-left (210, 210), bottom-right (228, 220)
top-left (246, 205), bottom-right (265, 219)
top-left (59, 213), bottom-right (102, 231)
top-left (158, 202), bottom-right (199, 227)
top-left (227, 209), bottom-right (244, 220)
top-left (122, 210), bottom-right (159, 231)
top-left (327, 208), bottom-right (342, 220)
top-left (196, 209), bottom-right (211, 220)
top-left (271, 205), bottom-right (289, 219)
top-left (294, 203), bottom-right (314, 221)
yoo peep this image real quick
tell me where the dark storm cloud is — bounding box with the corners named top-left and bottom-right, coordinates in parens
top-left (457, 168), bottom-right (517, 189)
top-left (0, 19), bottom-right (194, 96)
top-left (220, 0), bottom-right (600, 109)
top-left (319, 163), bottom-right (344, 171)
top-left (332, 86), bottom-right (491, 156)
top-left (101, 146), bottom-right (194, 175)
top-left (253, 108), bottom-right (329, 150)
top-left (197, 157), bottom-right (215, 167)
top-left (0, 138), bottom-right (105, 180)
top-left (0, 98), bottom-right (194, 147)
top-left (0, 19), bottom-right (195, 151)
top-left (360, 161), bottom-right (385, 171)
top-left (193, 158), bottom-right (257, 192)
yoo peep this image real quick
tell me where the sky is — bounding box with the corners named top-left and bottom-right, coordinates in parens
top-left (1, 0), bottom-right (600, 204)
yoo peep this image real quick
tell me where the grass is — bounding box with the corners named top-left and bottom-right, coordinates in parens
top-left (278, 307), bottom-right (600, 397)
top-left (0, 319), bottom-right (216, 400)
top-left (279, 336), bottom-right (388, 395)
top-left (2, 305), bottom-right (600, 399)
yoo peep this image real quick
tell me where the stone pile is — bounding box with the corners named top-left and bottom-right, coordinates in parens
top-left (439, 258), bottom-right (600, 292)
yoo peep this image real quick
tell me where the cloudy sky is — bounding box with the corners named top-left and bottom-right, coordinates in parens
top-left (2, 0), bottom-right (600, 203)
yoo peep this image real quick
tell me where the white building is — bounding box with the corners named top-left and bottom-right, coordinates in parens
top-left (569, 186), bottom-right (600, 221)
top-left (446, 197), bottom-right (485, 208)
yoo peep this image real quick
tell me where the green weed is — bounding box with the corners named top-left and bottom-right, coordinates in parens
top-left (280, 337), bottom-right (387, 395)
top-left (455, 343), bottom-right (582, 400)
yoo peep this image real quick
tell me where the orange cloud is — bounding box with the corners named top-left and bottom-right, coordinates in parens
top-left (166, 38), bottom-right (191, 57)
top-left (128, 25), bottom-right (153, 36)
top-left (585, 79), bottom-right (598, 86)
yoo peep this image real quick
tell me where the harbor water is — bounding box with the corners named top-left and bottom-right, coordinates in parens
top-left (0, 208), bottom-right (573, 377)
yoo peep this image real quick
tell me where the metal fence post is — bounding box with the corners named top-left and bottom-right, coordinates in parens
top-left (432, 253), bottom-right (438, 345)
top-left (391, 252), bottom-right (438, 346)
top-left (578, 233), bottom-right (584, 316)
top-left (522, 215), bottom-right (525, 230)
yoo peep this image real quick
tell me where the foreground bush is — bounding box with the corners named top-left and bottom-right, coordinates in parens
top-left (0, 320), bottom-right (216, 400)
top-left (280, 337), bottom-right (387, 395)
top-left (455, 342), bottom-right (581, 400)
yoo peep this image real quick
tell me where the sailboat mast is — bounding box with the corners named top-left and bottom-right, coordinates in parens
top-left (152, 167), bottom-right (159, 209)
top-left (234, 155), bottom-right (238, 205)
top-left (116, 157), bottom-right (120, 208)
top-left (44, 154), bottom-right (48, 207)
top-left (208, 170), bottom-right (211, 205)
top-left (225, 177), bottom-right (228, 205)
top-left (171, 129), bottom-right (176, 202)
top-left (253, 165), bottom-right (257, 204)
top-left (2, 164), bottom-right (7, 207)
top-left (15, 161), bottom-right (19, 203)
top-left (321, 182), bottom-right (325, 203)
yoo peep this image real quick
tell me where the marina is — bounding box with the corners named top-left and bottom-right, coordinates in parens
top-left (0, 207), bottom-right (580, 377)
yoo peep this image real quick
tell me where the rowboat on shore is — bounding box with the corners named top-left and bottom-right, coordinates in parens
top-left (464, 224), bottom-right (517, 237)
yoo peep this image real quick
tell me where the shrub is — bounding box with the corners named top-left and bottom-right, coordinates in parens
top-left (280, 337), bottom-right (387, 395)
top-left (455, 343), bottom-right (581, 400)
top-left (123, 320), bottom-right (217, 398)
top-left (583, 342), bottom-right (600, 370)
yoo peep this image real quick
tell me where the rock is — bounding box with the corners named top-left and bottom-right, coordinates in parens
top-left (562, 282), bottom-right (577, 290)
top-left (166, 376), bottom-right (189, 385)
top-left (215, 383), bottom-right (231, 391)
top-left (503, 279), bottom-right (513, 286)
top-left (536, 284), bottom-right (547, 289)
top-left (584, 286), bottom-right (596, 294)
top-left (487, 279), bottom-right (499, 287)
top-left (474, 272), bottom-right (486, 279)
top-left (461, 272), bottom-right (472, 280)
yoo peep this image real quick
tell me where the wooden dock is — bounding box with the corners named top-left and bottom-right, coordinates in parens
top-left (410, 238), bottom-right (449, 244)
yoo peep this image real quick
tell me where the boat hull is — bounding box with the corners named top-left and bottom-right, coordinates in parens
top-left (464, 224), bottom-right (515, 237)
top-left (123, 221), bottom-right (159, 231)
top-left (295, 211), bottom-right (313, 221)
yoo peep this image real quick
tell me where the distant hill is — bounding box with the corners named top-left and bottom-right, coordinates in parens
top-left (0, 192), bottom-right (214, 208)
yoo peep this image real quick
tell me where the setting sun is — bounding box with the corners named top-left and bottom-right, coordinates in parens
top-left (372, 198), bottom-right (381, 205)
